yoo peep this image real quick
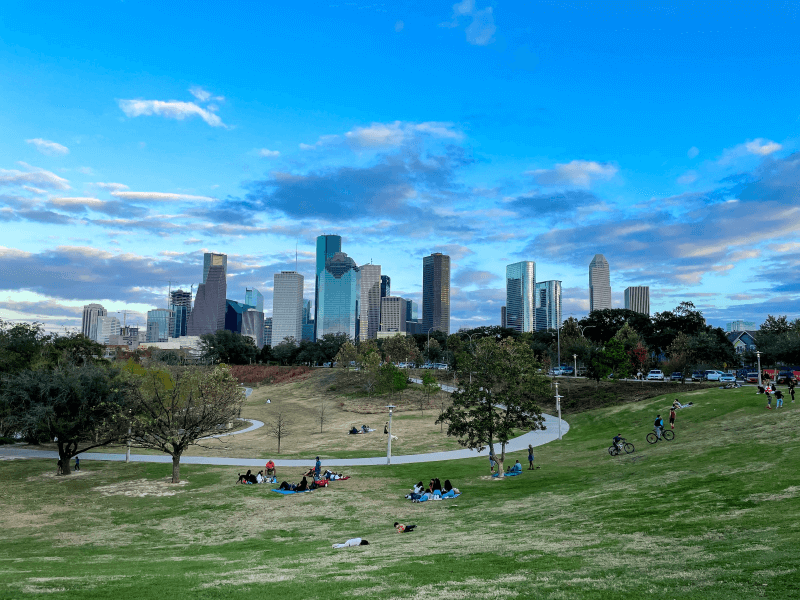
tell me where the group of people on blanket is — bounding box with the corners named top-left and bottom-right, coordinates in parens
top-left (237, 469), bottom-right (277, 484)
top-left (405, 478), bottom-right (459, 502)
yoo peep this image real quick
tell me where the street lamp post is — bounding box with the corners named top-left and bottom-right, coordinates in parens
top-left (573, 354), bottom-right (577, 378)
top-left (756, 351), bottom-right (762, 387)
top-left (386, 404), bottom-right (396, 465)
top-left (554, 381), bottom-right (562, 440)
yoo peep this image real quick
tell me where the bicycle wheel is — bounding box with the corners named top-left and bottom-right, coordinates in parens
top-left (663, 430), bottom-right (674, 441)
top-left (623, 442), bottom-right (635, 454)
top-left (608, 446), bottom-right (617, 456)
top-left (646, 432), bottom-right (657, 444)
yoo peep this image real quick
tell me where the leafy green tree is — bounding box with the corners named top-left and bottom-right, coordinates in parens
top-left (436, 337), bottom-right (547, 476)
top-left (271, 337), bottom-right (300, 366)
top-left (126, 365), bottom-right (244, 483)
top-left (200, 330), bottom-right (258, 365)
top-left (0, 320), bottom-right (47, 374)
top-left (419, 371), bottom-right (438, 416)
top-left (316, 332), bottom-right (350, 364)
top-left (0, 363), bottom-right (132, 474)
top-left (587, 338), bottom-right (630, 382)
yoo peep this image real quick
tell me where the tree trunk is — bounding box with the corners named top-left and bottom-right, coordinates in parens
top-left (171, 455), bottom-right (181, 483)
top-left (490, 442), bottom-right (503, 478)
top-left (57, 443), bottom-right (72, 475)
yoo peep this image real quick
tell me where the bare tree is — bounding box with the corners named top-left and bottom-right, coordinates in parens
top-left (268, 412), bottom-right (292, 453)
top-left (436, 390), bottom-right (450, 433)
top-left (127, 365), bottom-right (245, 483)
top-left (316, 402), bottom-right (329, 433)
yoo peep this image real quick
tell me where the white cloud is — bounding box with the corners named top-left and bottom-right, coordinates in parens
top-left (344, 121), bottom-right (462, 148)
top-left (77, 166), bottom-right (94, 175)
top-left (527, 160), bottom-right (618, 187)
top-left (50, 197), bottom-right (106, 209)
top-left (93, 182), bottom-right (130, 191)
top-left (687, 146), bottom-right (699, 159)
top-left (22, 185), bottom-right (47, 195)
top-left (26, 138), bottom-right (69, 156)
top-left (677, 171), bottom-right (698, 185)
top-left (0, 165), bottom-right (70, 190)
top-left (394, 20), bottom-right (404, 32)
top-left (443, 0), bottom-right (496, 46)
top-left (745, 138), bottom-right (782, 156)
top-left (189, 86), bottom-right (224, 103)
top-left (111, 191), bottom-right (216, 203)
top-left (118, 99), bottom-right (226, 128)
top-left (258, 148), bottom-right (281, 158)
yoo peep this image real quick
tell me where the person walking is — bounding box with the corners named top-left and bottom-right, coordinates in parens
top-left (791, 386), bottom-right (796, 403)
top-left (775, 389), bottom-right (784, 408)
top-left (766, 386), bottom-right (772, 409)
top-left (74, 455), bottom-right (80, 471)
top-left (527, 445), bottom-right (534, 469)
top-left (489, 453), bottom-right (497, 475)
top-left (669, 408), bottom-right (676, 430)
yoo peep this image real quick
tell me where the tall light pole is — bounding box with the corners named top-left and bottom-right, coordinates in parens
top-left (554, 381), bottom-right (562, 440)
top-left (386, 404), bottom-right (396, 465)
top-left (573, 353), bottom-right (577, 378)
top-left (756, 351), bottom-right (762, 387)
top-left (578, 324), bottom-right (596, 338)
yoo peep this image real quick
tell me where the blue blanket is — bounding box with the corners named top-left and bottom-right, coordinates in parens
top-left (417, 493), bottom-right (461, 502)
top-left (492, 471), bottom-right (521, 477)
top-left (271, 489), bottom-right (312, 495)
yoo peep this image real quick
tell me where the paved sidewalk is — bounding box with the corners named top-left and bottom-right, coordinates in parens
top-left (0, 412), bottom-right (568, 468)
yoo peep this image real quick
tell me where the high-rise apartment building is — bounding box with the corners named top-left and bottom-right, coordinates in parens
top-left (315, 234), bottom-right (342, 340)
top-left (381, 275), bottom-right (391, 299)
top-left (95, 315), bottom-right (120, 345)
top-left (317, 251), bottom-right (360, 340)
top-left (81, 303), bottom-right (106, 341)
top-left (589, 254), bottom-right (612, 312)
top-left (245, 288), bottom-right (264, 312)
top-left (359, 264), bottom-right (382, 341)
top-left (422, 252), bottom-right (450, 335)
top-left (624, 286), bottom-right (650, 315)
top-left (535, 280), bottom-right (562, 331)
top-left (380, 296), bottom-right (409, 332)
top-left (264, 317), bottom-right (272, 347)
top-left (169, 290), bottom-right (192, 338)
top-left (272, 271), bottom-right (304, 345)
top-left (726, 320), bottom-right (756, 332)
top-left (203, 252), bottom-right (227, 284)
top-left (505, 261), bottom-right (536, 333)
top-left (188, 257), bottom-right (227, 336)
top-left (146, 309), bottom-right (172, 342)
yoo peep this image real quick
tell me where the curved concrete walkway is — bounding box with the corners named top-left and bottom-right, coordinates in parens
top-left (201, 419), bottom-right (264, 439)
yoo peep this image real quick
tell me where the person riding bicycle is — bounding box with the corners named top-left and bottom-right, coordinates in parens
top-left (612, 433), bottom-right (624, 454)
top-left (654, 415), bottom-right (664, 439)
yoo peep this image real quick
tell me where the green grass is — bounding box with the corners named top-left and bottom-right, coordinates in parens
top-left (1, 386), bottom-right (799, 598)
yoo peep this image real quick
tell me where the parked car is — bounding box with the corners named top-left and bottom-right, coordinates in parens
top-left (670, 372), bottom-right (683, 381)
top-left (549, 368), bottom-right (565, 376)
top-left (646, 370), bottom-right (665, 381)
top-left (719, 373), bottom-right (736, 383)
top-left (691, 371), bottom-right (704, 381)
top-left (746, 372), bottom-right (760, 383)
top-left (777, 371), bottom-right (796, 384)
top-left (704, 370), bottom-right (726, 381)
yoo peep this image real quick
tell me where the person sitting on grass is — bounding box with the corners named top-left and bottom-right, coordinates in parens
top-left (265, 460), bottom-right (276, 478)
top-left (296, 477), bottom-right (309, 492)
top-left (507, 460), bottom-right (522, 474)
top-left (349, 426), bottom-right (360, 435)
top-left (256, 471), bottom-right (264, 484)
top-left (394, 522), bottom-right (417, 533)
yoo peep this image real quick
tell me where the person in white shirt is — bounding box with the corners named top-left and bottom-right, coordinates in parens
top-left (332, 538), bottom-right (369, 548)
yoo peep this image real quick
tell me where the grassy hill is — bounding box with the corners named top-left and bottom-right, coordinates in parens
top-left (1, 385), bottom-right (798, 598)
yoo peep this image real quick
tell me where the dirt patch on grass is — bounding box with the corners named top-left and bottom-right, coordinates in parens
top-left (28, 469), bottom-right (96, 482)
top-left (93, 477), bottom-right (188, 497)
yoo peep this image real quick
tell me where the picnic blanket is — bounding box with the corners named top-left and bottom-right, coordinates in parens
top-left (492, 471), bottom-right (521, 477)
top-left (416, 492), bottom-right (460, 502)
top-left (271, 489), bottom-right (312, 495)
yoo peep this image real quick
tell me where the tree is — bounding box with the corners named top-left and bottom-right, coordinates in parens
top-left (0, 363), bottom-right (132, 474)
top-left (355, 340), bottom-right (382, 396)
top-left (316, 332), bottom-right (350, 364)
top-left (436, 337), bottom-right (547, 477)
top-left (334, 340), bottom-right (358, 368)
top-left (267, 412), bottom-right (291, 453)
top-left (436, 390), bottom-right (449, 433)
top-left (316, 402), bottom-right (329, 434)
top-left (419, 371), bottom-right (438, 416)
top-left (200, 330), bottom-right (258, 365)
top-left (0, 320), bottom-right (47, 374)
top-left (271, 337), bottom-right (300, 366)
top-left (126, 365), bottom-right (244, 483)
top-left (382, 334), bottom-right (419, 366)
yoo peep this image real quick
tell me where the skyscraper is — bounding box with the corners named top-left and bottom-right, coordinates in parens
top-left (264, 317), bottom-right (272, 347)
top-left (146, 309), bottom-right (172, 342)
top-left (187, 256), bottom-right (227, 336)
top-left (589, 254), bottom-right (612, 312)
top-left (244, 288), bottom-right (264, 312)
top-left (81, 303), bottom-right (106, 341)
top-left (381, 275), bottom-right (391, 299)
top-left (501, 306), bottom-right (506, 328)
top-left (380, 296), bottom-right (408, 332)
top-left (726, 320), bottom-right (756, 332)
top-left (272, 271), bottom-right (303, 345)
top-left (203, 252), bottom-right (227, 284)
top-left (169, 290), bottom-right (192, 338)
top-left (359, 264), bottom-right (382, 341)
top-left (95, 315), bottom-right (120, 345)
top-left (241, 308), bottom-right (265, 349)
top-left (422, 252), bottom-right (450, 335)
top-left (624, 286), bottom-right (650, 315)
top-left (315, 234), bottom-right (342, 340)
top-left (317, 251), bottom-right (361, 340)
top-left (505, 261), bottom-right (536, 333)
top-left (535, 280), bottom-right (562, 331)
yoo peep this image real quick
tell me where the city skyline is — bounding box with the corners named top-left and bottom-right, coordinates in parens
top-left (1, 3), bottom-right (798, 333)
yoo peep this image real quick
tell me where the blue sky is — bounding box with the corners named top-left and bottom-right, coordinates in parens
top-left (1, 1), bottom-right (798, 333)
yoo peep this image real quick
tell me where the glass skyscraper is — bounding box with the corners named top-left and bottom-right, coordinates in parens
top-left (422, 252), bottom-right (450, 335)
top-left (505, 261), bottom-right (536, 333)
top-left (315, 235), bottom-right (342, 340)
top-left (589, 254), bottom-right (612, 312)
top-left (245, 288), bottom-right (264, 312)
top-left (81, 303), bottom-right (106, 341)
top-left (317, 251), bottom-right (360, 340)
top-left (146, 309), bottom-right (172, 342)
top-left (380, 275), bottom-right (391, 299)
top-left (169, 289), bottom-right (192, 338)
top-left (535, 280), bottom-right (562, 332)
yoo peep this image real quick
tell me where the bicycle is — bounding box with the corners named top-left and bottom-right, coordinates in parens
top-left (646, 428), bottom-right (674, 444)
top-left (608, 438), bottom-right (635, 456)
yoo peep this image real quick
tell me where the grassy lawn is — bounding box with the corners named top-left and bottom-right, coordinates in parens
top-left (2, 385), bottom-right (799, 598)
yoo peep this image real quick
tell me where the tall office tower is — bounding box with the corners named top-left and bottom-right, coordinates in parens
top-left (505, 261), bottom-right (536, 333)
top-left (589, 254), bottom-right (612, 312)
top-left (203, 252), bottom-right (228, 284)
top-left (81, 303), bottom-right (106, 341)
top-left (169, 289), bottom-right (192, 338)
top-left (726, 320), bottom-right (756, 332)
top-left (317, 251), bottom-right (361, 340)
top-left (422, 252), bottom-right (450, 335)
top-left (264, 317), bottom-right (272, 347)
top-left (225, 300), bottom-right (251, 334)
top-left (146, 309), bottom-right (172, 342)
top-left (405, 300), bottom-right (418, 322)
top-left (535, 280), bottom-right (562, 331)
top-left (501, 306), bottom-right (506, 328)
top-left (187, 261), bottom-right (227, 336)
top-left (359, 264), bottom-right (382, 341)
top-left (315, 234), bottom-right (342, 340)
top-left (244, 288), bottom-right (264, 312)
top-left (272, 271), bottom-right (304, 345)
top-left (301, 299), bottom-right (314, 341)
top-left (381, 275), bottom-right (391, 299)
top-left (624, 286), bottom-right (650, 316)
top-left (380, 296), bottom-right (409, 332)
top-left (95, 315), bottom-right (120, 345)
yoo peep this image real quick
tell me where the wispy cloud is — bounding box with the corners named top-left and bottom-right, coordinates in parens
top-left (0, 164), bottom-right (70, 190)
top-left (443, 0), bottom-right (497, 46)
top-left (49, 197), bottom-right (106, 209)
top-left (527, 160), bottom-right (618, 187)
top-left (26, 138), bottom-right (69, 156)
top-left (189, 86), bottom-right (224, 103)
top-left (258, 148), bottom-right (281, 158)
top-left (92, 182), bottom-right (130, 191)
top-left (745, 138), bottom-right (782, 156)
top-left (111, 191), bottom-right (216, 203)
top-left (301, 121), bottom-right (462, 151)
top-left (118, 98), bottom-right (227, 128)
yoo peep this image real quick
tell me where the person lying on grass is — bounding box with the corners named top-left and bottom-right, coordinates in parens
top-left (394, 522), bottom-right (417, 533)
top-left (279, 477), bottom-right (312, 492)
top-left (332, 538), bottom-right (369, 548)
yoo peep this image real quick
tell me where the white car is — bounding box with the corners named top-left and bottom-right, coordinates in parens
top-left (718, 373), bottom-right (736, 383)
top-left (704, 370), bottom-right (726, 381)
top-left (646, 370), bottom-right (665, 381)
